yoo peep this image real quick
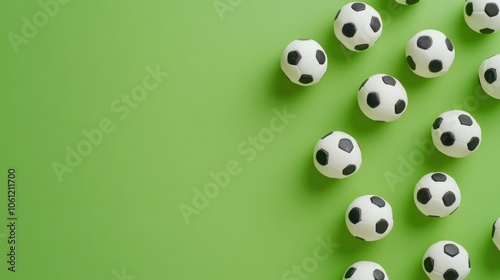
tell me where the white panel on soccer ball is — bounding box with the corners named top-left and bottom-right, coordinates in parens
top-left (280, 39), bottom-right (328, 86)
top-left (334, 2), bottom-right (383, 52)
top-left (345, 195), bottom-right (394, 241)
top-left (414, 172), bottom-right (461, 217)
top-left (358, 74), bottom-right (408, 122)
top-left (431, 110), bottom-right (481, 158)
top-left (406, 29), bottom-right (455, 78)
top-left (479, 54), bottom-right (500, 99)
top-left (464, 0), bottom-right (500, 34)
top-left (313, 131), bottom-right (362, 179)
top-left (343, 261), bottom-right (389, 280)
top-left (423, 241), bottom-right (471, 280)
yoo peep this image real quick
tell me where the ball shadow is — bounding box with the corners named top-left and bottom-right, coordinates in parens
top-left (331, 210), bottom-right (372, 258)
top-left (422, 145), bottom-right (461, 172)
top-left (303, 155), bottom-right (339, 193)
top-left (483, 230), bottom-right (500, 271)
top-left (270, 64), bottom-right (314, 103)
top-left (452, 9), bottom-right (488, 47)
top-left (345, 94), bottom-right (389, 136)
top-left (321, 27), bottom-right (362, 67)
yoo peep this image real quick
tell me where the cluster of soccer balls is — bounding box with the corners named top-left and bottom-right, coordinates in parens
top-left (280, 0), bottom-right (500, 279)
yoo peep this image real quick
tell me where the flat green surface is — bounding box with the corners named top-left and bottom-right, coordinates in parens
top-left (1, 0), bottom-right (500, 279)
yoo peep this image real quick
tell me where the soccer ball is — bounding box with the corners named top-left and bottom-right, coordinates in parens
top-left (406, 29), bottom-right (455, 78)
top-left (492, 218), bottom-right (500, 250)
top-left (334, 2), bottom-right (383, 52)
top-left (423, 240), bottom-right (471, 280)
top-left (358, 74), bottom-right (408, 122)
top-left (343, 261), bottom-right (389, 280)
top-left (281, 39), bottom-right (328, 86)
top-left (464, 0), bottom-right (500, 34)
top-left (431, 110), bottom-right (481, 158)
top-left (414, 172), bottom-right (461, 217)
top-left (478, 54), bottom-right (500, 99)
top-left (345, 195), bottom-right (394, 241)
top-left (313, 131), bottom-right (362, 179)
top-left (395, 0), bottom-right (420, 5)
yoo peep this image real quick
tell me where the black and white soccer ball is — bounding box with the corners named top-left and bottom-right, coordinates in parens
top-left (406, 29), bottom-right (455, 78)
top-left (423, 240), bottom-right (471, 280)
top-left (414, 172), bottom-right (461, 217)
top-left (358, 74), bottom-right (408, 122)
top-left (464, 0), bottom-right (500, 34)
top-left (478, 54), bottom-right (500, 99)
top-left (343, 261), bottom-right (389, 280)
top-left (395, 0), bottom-right (420, 5)
top-left (334, 2), bottom-right (383, 52)
top-left (493, 218), bottom-right (500, 251)
top-left (345, 195), bottom-right (394, 241)
top-left (313, 131), bottom-right (362, 179)
top-left (281, 39), bottom-right (328, 86)
top-left (431, 110), bottom-right (481, 158)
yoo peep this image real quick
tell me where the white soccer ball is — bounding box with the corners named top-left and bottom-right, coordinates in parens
top-left (334, 2), bottom-right (383, 52)
top-left (423, 240), bottom-right (471, 280)
top-left (414, 172), bottom-right (461, 217)
top-left (395, 0), bottom-right (420, 5)
top-left (464, 0), bottom-right (500, 34)
top-left (345, 195), bottom-right (394, 241)
top-left (431, 110), bottom-right (481, 158)
top-left (493, 218), bottom-right (500, 251)
top-left (343, 261), bottom-right (389, 280)
top-left (281, 39), bottom-right (328, 86)
top-left (313, 131), bottom-right (362, 179)
top-left (358, 74), bottom-right (408, 122)
top-left (406, 29), bottom-right (455, 78)
top-left (478, 54), bottom-right (500, 99)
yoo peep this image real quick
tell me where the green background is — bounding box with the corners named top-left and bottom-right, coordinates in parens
top-left (1, 0), bottom-right (500, 279)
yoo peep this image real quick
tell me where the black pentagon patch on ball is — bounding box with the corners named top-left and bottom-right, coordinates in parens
top-left (335, 9), bottom-right (341, 20)
top-left (407, 56), bottom-right (416, 70)
top-left (467, 137), bottom-right (480, 151)
top-left (407, 0), bottom-right (420, 4)
top-left (343, 165), bottom-right (357, 176)
top-left (339, 138), bottom-right (354, 153)
top-left (417, 36), bottom-right (433, 50)
top-left (485, 2), bottom-right (499, 17)
top-left (493, 221), bottom-right (497, 239)
top-left (433, 117), bottom-right (443, 129)
top-left (443, 269), bottom-right (459, 280)
top-left (480, 28), bottom-right (495, 34)
top-left (287, 51), bottom-right (301, 66)
top-left (376, 219), bottom-right (389, 234)
top-left (351, 2), bottom-right (366, 11)
top-left (373, 269), bottom-right (385, 280)
top-left (299, 74), bottom-right (313, 84)
top-left (485, 68), bottom-right (497, 84)
top-left (395, 100), bottom-right (406, 114)
top-left (429, 60), bottom-right (443, 73)
top-left (344, 267), bottom-right (356, 278)
top-left (370, 196), bottom-right (386, 207)
top-left (348, 207), bottom-right (361, 224)
top-left (342, 23), bottom-right (357, 38)
top-left (359, 78), bottom-right (369, 90)
top-left (382, 75), bottom-right (396, 86)
top-left (355, 44), bottom-right (369, 51)
top-left (431, 173), bottom-right (447, 182)
top-left (468, 257), bottom-right (471, 268)
top-left (441, 132), bottom-right (455, 146)
top-left (316, 50), bottom-right (326, 65)
top-left (322, 131), bottom-right (333, 139)
top-left (367, 92), bottom-right (380, 108)
top-left (445, 38), bottom-right (454, 52)
top-left (442, 191), bottom-right (456, 207)
top-left (423, 257), bottom-right (434, 272)
top-left (315, 149), bottom-right (329, 166)
top-left (417, 188), bottom-right (432, 204)
top-left (444, 243), bottom-right (460, 257)
top-left (458, 114), bottom-right (473, 126)
top-left (465, 2), bottom-right (473, 16)
top-left (370, 16), bottom-right (381, 33)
